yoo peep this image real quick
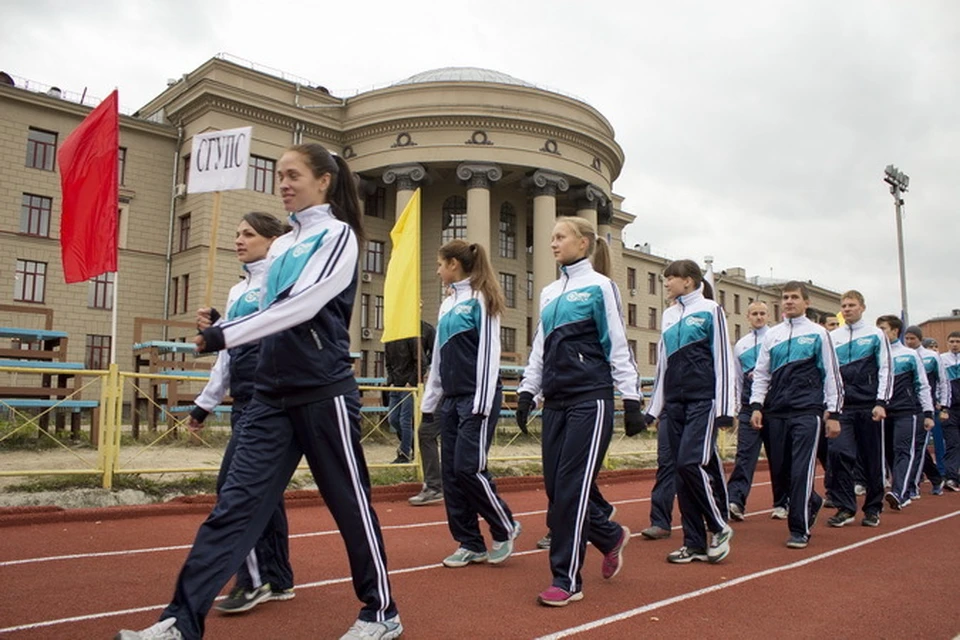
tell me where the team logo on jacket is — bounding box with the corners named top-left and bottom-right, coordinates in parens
top-left (856, 337), bottom-right (872, 346)
top-left (685, 316), bottom-right (706, 328)
top-left (566, 291), bottom-right (591, 303)
top-left (243, 291), bottom-right (259, 303)
top-left (798, 336), bottom-right (815, 346)
top-left (454, 304), bottom-right (472, 315)
top-left (292, 242), bottom-right (313, 258)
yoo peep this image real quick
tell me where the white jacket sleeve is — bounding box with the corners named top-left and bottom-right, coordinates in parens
top-left (749, 335), bottom-right (773, 408)
top-left (602, 280), bottom-right (641, 402)
top-left (821, 331), bottom-right (843, 413)
top-left (194, 349), bottom-right (230, 411)
top-left (421, 319), bottom-right (444, 414)
top-left (712, 305), bottom-right (737, 418)
top-left (937, 355), bottom-right (951, 408)
top-left (517, 293), bottom-right (547, 398)
top-left (876, 331), bottom-right (894, 403)
top-left (646, 338), bottom-right (667, 418)
top-left (219, 226), bottom-right (358, 349)
top-left (914, 352), bottom-right (934, 413)
top-left (473, 292), bottom-right (501, 416)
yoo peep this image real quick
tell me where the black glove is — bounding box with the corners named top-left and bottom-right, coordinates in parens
top-left (714, 416), bottom-right (734, 430)
top-left (623, 399), bottom-right (645, 436)
top-left (422, 412), bottom-right (434, 424)
top-left (208, 307), bottom-right (221, 325)
top-left (515, 392), bottom-right (534, 435)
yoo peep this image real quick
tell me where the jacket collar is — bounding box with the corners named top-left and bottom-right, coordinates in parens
top-left (559, 257), bottom-right (593, 278)
top-left (675, 288), bottom-right (704, 307)
top-left (243, 258), bottom-right (267, 281)
top-left (289, 203), bottom-right (334, 230)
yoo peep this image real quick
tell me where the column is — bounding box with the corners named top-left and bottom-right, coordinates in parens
top-left (526, 170), bottom-right (569, 325)
top-left (572, 184), bottom-right (607, 230)
top-left (456, 163), bottom-right (502, 247)
top-left (383, 163), bottom-right (427, 214)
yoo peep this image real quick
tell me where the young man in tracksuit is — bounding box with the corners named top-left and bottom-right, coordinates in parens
top-left (750, 281), bottom-right (843, 549)
top-left (877, 316), bottom-right (934, 510)
top-left (939, 331), bottom-right (960, 491)
top-left (825, 291), bottom-right (892, 528)
top-left (728, 301), bottom-right (780, 520)
top-left (904, 328), bottom-right (950, 495)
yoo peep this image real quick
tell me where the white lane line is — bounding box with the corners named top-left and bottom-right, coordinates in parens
top-left (534, 509), bottom-right (960, 640)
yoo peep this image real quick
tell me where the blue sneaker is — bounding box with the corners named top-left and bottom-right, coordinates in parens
top-left (932, 481), bottom-right (944, 496)
top-left (442, 547), bottom-right (488, 568)
top-left (489, 520), bottom-right (522, 564)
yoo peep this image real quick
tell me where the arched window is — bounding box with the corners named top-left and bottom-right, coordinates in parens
top-left (441, 195), bottom-right (467, 244)
top-left (498, 202), bottom-right (516, 259)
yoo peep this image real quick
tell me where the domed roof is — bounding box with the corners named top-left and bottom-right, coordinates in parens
top-left (394, 67), bottom-right (537, 88)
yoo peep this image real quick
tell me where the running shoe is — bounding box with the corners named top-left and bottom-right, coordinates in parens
top-left (667, 546), bottom-right (708, 564)
top-left (115, 618), bottom-right (183, 640)
top-left (215, 583), bottom-right (273, 614)
top-left (601, 526), bottom-right (630, 579)
top-left (707, 525), bottom-right (733, 563)
top-left (728, 503), bottom-right (745, 522)
top-left (340, 614), bottom-right (403, 639)
top-left (442, 547), bottom-right (488, 568)
top-left (827, 510), bottom-right (856, 528)
top-left (537, 586), bottom-right (584, 607)
top-left (488, 520), bottom-right (522, 564)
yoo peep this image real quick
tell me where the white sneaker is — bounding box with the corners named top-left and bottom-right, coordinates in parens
top-left (854, 483), bottom-right (866, 496)
top-left (340, 614), bottom-right (403, 639)
top-left (771, 506), bottom-right (789, 520)
top-left (115, 618), bottom-right (183, 640)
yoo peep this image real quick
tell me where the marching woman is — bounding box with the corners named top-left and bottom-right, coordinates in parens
top-left (187, 211), bottom-right (295, 614)
top-left (646, 259), bottom-right (736, 564)
top-left (516, 216), bottom-right (642, 607)
top-left (117, 143), bottom-right (401, 640)
top-left (421, 240), bottom-right (521, 569)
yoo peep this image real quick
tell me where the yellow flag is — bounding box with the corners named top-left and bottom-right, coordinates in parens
top-left (381, 188), bottom-right (421, 342)
top-left (836, 311), bottom-right (845, 327)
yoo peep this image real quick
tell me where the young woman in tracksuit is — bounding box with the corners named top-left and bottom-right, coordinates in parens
top-left (517, 216), bottom-right (641, 607)
top-left (877, 315), bottom-right (934, 510)
top-left (187, 212), bottom-right (294, 614)
top-left (646, 259), bottom-right (737, 564)
top-left (117, 143), bottom-right (401, 640)
top-left (420, 239), bottom-right (520, 569)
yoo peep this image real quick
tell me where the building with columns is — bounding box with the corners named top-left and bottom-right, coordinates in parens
top-left (0, 56), bottom-right (841, 380)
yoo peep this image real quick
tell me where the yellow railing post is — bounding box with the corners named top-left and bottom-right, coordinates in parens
top-left (413, 385), bottom-right (424, 483)
top-left (99, 363), bottom-right (121, 489)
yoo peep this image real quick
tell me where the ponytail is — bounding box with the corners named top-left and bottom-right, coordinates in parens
top-left (702, 280), bottom-right (715, 300)
top-left (288, 143), bottom-right (365, 243)
top-left (438, 240), bottom-right (505, 317)
top-left (592, 237), bottom-right (612, 278)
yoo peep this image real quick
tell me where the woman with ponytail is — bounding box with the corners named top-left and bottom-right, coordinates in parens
top-left (118, 143), bottom-right (401, 640)
top-left (421, 239), bottom-right (521, 569)
top-left (517, 216), bottom-right (642, 607)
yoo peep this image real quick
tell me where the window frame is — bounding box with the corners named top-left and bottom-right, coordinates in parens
top-left (14, 259), bottom-right (47, 303)
top-left (20, 193), bottom-right (52, 237)
top-left (25, 128), bottom-right (57, 171)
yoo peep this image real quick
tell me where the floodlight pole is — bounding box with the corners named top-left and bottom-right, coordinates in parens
top-left (884, 165), bottom-right (910, 327)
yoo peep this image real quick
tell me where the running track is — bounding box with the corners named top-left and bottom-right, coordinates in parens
top-left (1, 471), bottom-right (958, 639)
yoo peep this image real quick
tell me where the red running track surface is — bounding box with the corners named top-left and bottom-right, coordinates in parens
top-left (1, 473), bottom-right (958, 639)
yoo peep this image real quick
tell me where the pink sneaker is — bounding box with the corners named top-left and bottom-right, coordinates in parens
top-left (537, 586), bottom-right (584, 607)
top-left (602, 525), bottom-right (630, 579)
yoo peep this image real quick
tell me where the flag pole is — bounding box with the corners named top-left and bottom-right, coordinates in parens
top-left (110, 271), bottom-right (119, 364)
top-left (203, 190), bottom-right (223, 308)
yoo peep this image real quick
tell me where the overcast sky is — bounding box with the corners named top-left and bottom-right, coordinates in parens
top-left (4, 0), bottom-right (957, 323)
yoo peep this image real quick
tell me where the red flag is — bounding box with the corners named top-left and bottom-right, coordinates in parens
top-left (58, 90), bottom-right (119, 283)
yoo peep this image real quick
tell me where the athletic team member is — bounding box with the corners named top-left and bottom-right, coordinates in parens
top-left (188, 213), bottom-right (295, 614)
top-left (517, 216), bottom-right (639, 606)
top-left (421, 240), bottom-right (520, 569)
top-left (640, 419), bottom-right (676, 540)
top-left (117, 143), bottom-right (401, 640)
top-left (826, 291), bottom-right (891, 528)
top-left (728, 301), bottom-right (784, 520)
top-left (937, 332), bottom-right (960, 491)
top-left (750, 281), bottom-right (843, 549)
top-left (646, 259), bottom-right (736, 565)
top-left (878, 316), bottom-right (933, 510)
top-left (904, 328), bottom-right (949, 496)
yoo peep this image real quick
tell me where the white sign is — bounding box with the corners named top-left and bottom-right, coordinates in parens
top-left (187, 126), bottom-right (253, 193)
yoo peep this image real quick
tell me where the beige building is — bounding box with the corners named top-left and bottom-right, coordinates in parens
top-left (0, 57), bottom-right (840, 380)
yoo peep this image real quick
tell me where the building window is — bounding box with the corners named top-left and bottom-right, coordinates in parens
top-left (648, 272), bottom-right (657, 295)
top-left (718, 289), bottom-right (726, 310)
top-left (360, 294), bottom-right (369, 329)
top-left (359, 350), bottom-right (370, 377)
top-left (85, 335), bottom-right (112, 369)
top-left (365, 187), bottom-right (386, 218)
top-left (498, 203), bottom-right (516, 259)
top-left (500, 273), bottom-right (516, 308)
top-left (648, 342), bottom-right (658, 366)
top-left (14, 260), bottom-right (47, 303)
top-left (248, 155), bottom-right (275, 194)
top-left (88, 272), bottom-right (114, 309)
top-left (182, 154), bottom-right (191, 186)
top-left (774, 303), bottom-right (780, 320)
top-left (734, 293), bottom-right (741, 315)
top-left (627, 268), bottom-right (636, 291)
top-left (180, 274), bottom-right (190, 314)
top-left (441, 195), bottom-right (467, 243)
top-left (527, 271), bottom-right (534, 301)
top-left (628, 339), bottom-right (638, 361)
top-left (365, 240), bottom-right (385, 274)
top-left (374, 295), bottom-right (384, 330)
top-left (627, 304), bottom-right (637, 327)
top-left (26, 128), bottom-right (57, 170)
top-left (373, 351), bottom-right (385, 378)
top-left (734, 324), bottom-right (742, 341)
top-left (170, 277), bottom-right (179, 315)
top-left (501, 327), bottom-right (516, 354)
top-left (20, 194), bottom-right (52, 237)
top-left (118, 147), bottom-right (127, 185)
top-left (178, 214), bottom-right (191, 252)
top-left (648, 307), bottom-right (658, 330)
top-left (527, 316), bottom-right (533, 347)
